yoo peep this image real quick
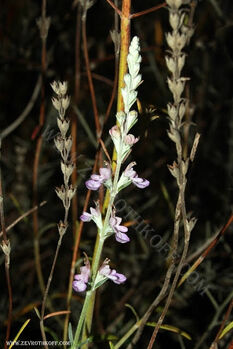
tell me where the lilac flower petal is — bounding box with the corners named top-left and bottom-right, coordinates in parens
top-left (73, 280), bottom-right (87, 292)
top-left (99, 167), bottom-right (111, 180)
top-left (117, 225), bottom-right (128, 233)
top-left (115, 232), bottom-right (130, 243)
top-left (85, 179), bottom-right (101, 190)
top-left (108, 270), bottom-right (127, 284)
top-left (124, 169), bottom-right (137, 178)
top-left (74, 274), bottom-right (82, 281)
top-left (91, 174), bottom-right (101, 181)
top-left (114, 273), bottom-right (127, 284)
top-left (90, 207), bottom-right (99, 217)
top-left (80, 212), bottom-right (92, 222)
top-left (133, 178), bottom-right (150, 189)
top-left (99, 264), bottom-right (111, 277)
top-left (80, 266), bottom-right (91, 283)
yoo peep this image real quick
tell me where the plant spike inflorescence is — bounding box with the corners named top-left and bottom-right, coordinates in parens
top-left (71, 36), bottom-right (149, 347)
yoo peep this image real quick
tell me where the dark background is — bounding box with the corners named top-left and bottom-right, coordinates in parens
top-left (0, 0), bottom-right (233, 348)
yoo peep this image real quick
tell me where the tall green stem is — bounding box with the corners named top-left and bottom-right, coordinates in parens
top-left (73, 156), bottom-right (123, 347)
top-left (71, 291), bottom-right (92, 349)
top-left (74, 1), bottom-right (131, 345)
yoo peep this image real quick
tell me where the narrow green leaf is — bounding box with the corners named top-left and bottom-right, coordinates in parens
top-left (146, 322), bottom-right (192, 340)
top-left (68, 322), bottom-right (74, 343)
top-left (125, 304), bottom-right (139, 322)
top-left (219, 321), bottom-right (233, 339)
top-left (34, 306), bottom-right (41, 320)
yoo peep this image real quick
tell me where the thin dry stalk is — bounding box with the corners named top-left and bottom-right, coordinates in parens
top-left (40, 82), bottom-right (75, 348)
top-left (130, 2), bottom-right (167, 19)
top-left (81, 1), bottom-right (101, 138)
top-left (0, 142), bottom-right (13, 349)
top-left (147, 0), bottom-right (196, 346)
top-left (71, 3), bottom-right (81, 238)
top-left (0, 201), bottom-right (47, 238)
top-left (32, 0), bottom-right (50, 294)
top-left (210, 297), bottom-right (233, 348)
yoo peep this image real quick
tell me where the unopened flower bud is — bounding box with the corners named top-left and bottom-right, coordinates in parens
top-left (125, 110), bottom-right (138, 132)
top-left (116, 111), bottom-right (126, 126)
top-left (124, 134), bottom-right (139, 145)
top-left (109, 125), bottom-right (121, 138)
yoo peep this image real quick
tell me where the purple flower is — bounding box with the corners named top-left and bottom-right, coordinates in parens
top-left (80, 207), bottom-right (99, 222)
top-left (85, 166), bottom-right (111, 191)
top-left (110, 215), bottom-right (130, 243)
top-left (99, 264), bottom-right (126, 285)
top-left (124, 163), bottom-right (150, 189)
top-left (80, 205), bottom-right (103, 229)
top-left (73, 257), bottom-right (91, 293)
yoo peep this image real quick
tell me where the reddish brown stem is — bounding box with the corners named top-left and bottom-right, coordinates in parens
top-left (212, 297), bottom-right (233, 347)
top-left (32, 0), bottom-right (48, 294)
top-left (71, 5), bottom-right (81, 238)
top-left (82, 9), bottom-right (101, 137)
top-left (117, 0), bottom-right (131, 113)
top-left (105, 0), bottom-right (122, 17)
top-left (130, 2), bottom-right (167, 19)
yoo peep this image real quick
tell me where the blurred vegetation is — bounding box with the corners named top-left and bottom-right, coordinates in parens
top-left (0, 0), bottom-right (233, 348)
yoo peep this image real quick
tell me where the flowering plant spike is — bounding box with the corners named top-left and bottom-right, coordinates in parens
top-left (72, 37), bottom-right (150, 349)
top-left (74, 36), bottom-right (149, 297)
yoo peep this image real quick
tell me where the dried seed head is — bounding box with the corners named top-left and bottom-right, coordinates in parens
top-left (54, 135), bottom-right (64, 153)
top-left (51, 81), bottom-right (60, 95)
top-left (169, 12), bottom-right (180, 31)
top-left (52, 97), bottom-right (61, 112)
top-left (61, 95), bottom-right (70, 111)
top-left (178, 100), bottom-right (186, 120)
top-left (165, 56), bottom-right (176, 74)
top-left (67, 185), bottom-right (76, 200)
top-left (51, 81), bottom-right (68, 96)
top-left (176, 33), bottom-right (187, 51)
top-left (55, 185), bottom-right (66, 201)
top-left (58, 81), bottom-right (68, 96)
top-left (167, 161), bottom-right (179, 180)
top-left (166, 0), bottom-right (183, 8)
top-left (1, 240), bottom-right (11, 256)
top-left (167, 103), bottom-right (178, 121)
top-left (58, 220), bottom-right (67, 236)
top-left (57, 118), bottom-right (70, 137)
top-left (61, 162), bottom-right (74, 182)
top-left (64, 136), bottom-right (72, 155)
top-left (178, 54), bottom-right (186, 74)
top-left (166, 32), bottom-right (177, 51)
